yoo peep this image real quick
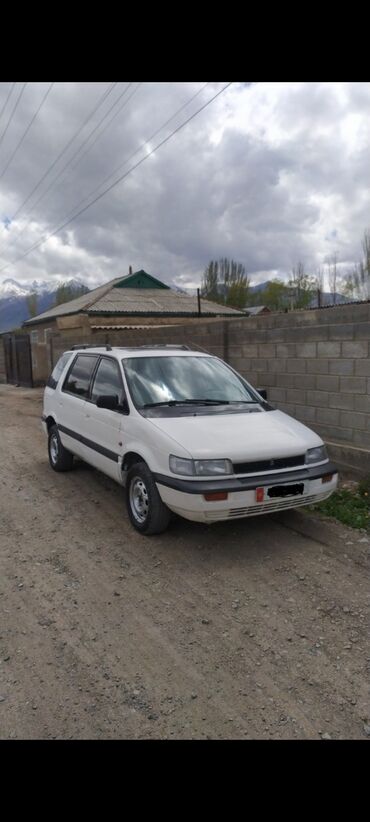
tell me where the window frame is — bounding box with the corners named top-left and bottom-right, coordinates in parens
top-left (61, 353), bottom-right (100, 400)
top-left (46, 351), bottom-right (74, 390)
top-left (88, 355), bottom-right (128, 412)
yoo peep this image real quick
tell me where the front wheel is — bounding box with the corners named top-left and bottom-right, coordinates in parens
top-left (126, 462), bottom-right (171, 535)
top-left (48, 424), bottom-right (74, 472)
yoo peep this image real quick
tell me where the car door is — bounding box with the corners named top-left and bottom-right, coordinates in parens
top-left (83, 356), bottom-right (128, 482)
top-left (58, 353), bottom-right (99, 460)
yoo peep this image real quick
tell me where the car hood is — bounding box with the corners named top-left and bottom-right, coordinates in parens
top-left (147, 409), bottom-right (323, 462)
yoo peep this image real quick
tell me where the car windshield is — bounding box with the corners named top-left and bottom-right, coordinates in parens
top-left (122, 355), bottom-right (257, 408)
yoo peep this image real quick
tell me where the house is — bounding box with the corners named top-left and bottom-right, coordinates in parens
top-left (24, 269), bottom-right (243, 335)
top-left (22, 269), bottom-right (244, 383)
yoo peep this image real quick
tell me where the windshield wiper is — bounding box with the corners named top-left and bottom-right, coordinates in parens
top-left (229, 400), bottom-right (260, 404)
top-left (143, 398), bottom-right (231, 408)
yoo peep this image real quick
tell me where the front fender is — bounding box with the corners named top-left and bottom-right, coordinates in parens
top-left (121, 438), bottom-right (170, 486)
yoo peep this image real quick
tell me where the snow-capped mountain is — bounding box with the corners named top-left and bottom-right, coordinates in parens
top-left (0, 278), bottom-right (30, 298)
top-left (0, 277), bottom-right (89, 332)
top-left (0, 276), bottom-right (86, 300)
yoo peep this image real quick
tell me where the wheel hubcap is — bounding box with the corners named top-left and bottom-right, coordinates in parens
top-left (130, 477), bottom-right (149, 523)
top-left (50, 434), bottom-right (59, 464)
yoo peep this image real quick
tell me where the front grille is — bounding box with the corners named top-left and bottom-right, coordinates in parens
top-left (203, 489), bottom-right (332, 521)
top-left (233, 454), bottom-right (305, 474)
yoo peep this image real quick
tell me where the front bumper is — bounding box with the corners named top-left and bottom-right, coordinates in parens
top-left (154, 462), bottom-right (338, 523)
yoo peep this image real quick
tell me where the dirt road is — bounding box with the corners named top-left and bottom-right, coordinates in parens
top-left (0, 384), bottom-right (369, 739)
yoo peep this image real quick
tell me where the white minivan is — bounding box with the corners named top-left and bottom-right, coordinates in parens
top-left (42, 345), bottom-right (338, 535)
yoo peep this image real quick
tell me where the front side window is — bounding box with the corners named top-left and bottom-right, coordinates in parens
top-left (63, 355), bottom-right (99, 398)
top-left (47, 352), bottom-right (72, 389)
top-left (123, 355), bottom-right (257, 409)
top-left (91, 358), bottom-right (125, 405)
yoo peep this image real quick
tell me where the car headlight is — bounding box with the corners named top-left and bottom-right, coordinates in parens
top-left (194, 459), bottom-right (233, 476)
top-left (169, 455), bottom-right (233, 476)
top-left (305, 445), bottom-right (328, 464)
top-left (169, 456), bottom-right (194, 476)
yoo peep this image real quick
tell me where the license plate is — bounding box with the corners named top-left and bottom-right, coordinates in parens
top-left (267, 483), bottom-right (305, 499)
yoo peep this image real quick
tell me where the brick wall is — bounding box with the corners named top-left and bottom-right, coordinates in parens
top-left (37, 301), bottom-right (370, 474)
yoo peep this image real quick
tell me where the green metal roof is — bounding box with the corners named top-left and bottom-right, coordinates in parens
top-left (113, 270), bottom-right (170, 290)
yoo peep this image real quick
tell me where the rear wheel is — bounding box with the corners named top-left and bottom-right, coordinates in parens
top-left (126, 462), bottom-right (171, 535)
top-left (48, 424), bottom-right (74, 472)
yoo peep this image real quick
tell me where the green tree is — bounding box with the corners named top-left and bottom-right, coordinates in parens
top-left (342, 228), bottom-right (370, 301)
top-left (258, 279), bottom-right (289, 311)
top-left (201, 260), bottom-right (221, 303)
top-left (289, 262), bottom-right (316, 309)
top-left (201, 258), bottom-right (249, 309)
top-left (26, 291), bottom-right (38, 318)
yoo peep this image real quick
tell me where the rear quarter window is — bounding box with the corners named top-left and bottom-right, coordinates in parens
top-left (46, 352), bottom-right (72, 389)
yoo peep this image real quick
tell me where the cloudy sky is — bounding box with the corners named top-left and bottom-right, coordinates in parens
top-left (0, 81), bottom-right (369, 292)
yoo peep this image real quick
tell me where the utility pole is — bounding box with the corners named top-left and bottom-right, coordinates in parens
top-left (197, 288), bottom-right (201, 315)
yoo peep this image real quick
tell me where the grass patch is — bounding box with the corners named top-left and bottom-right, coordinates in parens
top-left (310, 483), bottom-right (370, 531)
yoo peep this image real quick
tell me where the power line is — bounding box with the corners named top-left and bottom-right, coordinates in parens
top-left (0, 83), bottom-right (54, 181)
top-left (0, 83), bottom-right (16, 127)
top-left (68, 82), bottom-right (143, 172)
top-left (22, 82), bottom-right (210, 247)
top-left (25, 83), bottom-right (141, 217)
top-left (3, 81), bottom-right (202, 243)
top-left (0, 82), bottom-right (27, 150)
top-left (0, 81), bottom-right (198, 276)
top-left (0, 82), bottom-right (119, 260)
top-left (0, 83), bottom-right (139, 259)
top-left (7, 82), bottom-right (208, 253)
top-left (0, 82), bottom-right (233, 275)
top-left (48, 82), bottom-right (234, 226)
top-left (9, 82), bottom-right (118, 223)
top-left (69, 82), bottom-right (210, 217)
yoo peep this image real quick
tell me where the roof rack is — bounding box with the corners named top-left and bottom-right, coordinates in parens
top-left (71, 343), bottom-right (112, 351)
top-left (116, 344), bottom-right (192, 351)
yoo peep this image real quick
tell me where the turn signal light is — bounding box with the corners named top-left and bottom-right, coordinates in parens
top-left (321, 474), bottom-right (333, 484)
top-left (204, 492), bottom-right (228, 501)
top-left (256, 487), bottom-right (265, 502)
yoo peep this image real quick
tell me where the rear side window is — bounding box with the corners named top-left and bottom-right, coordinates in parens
top-left (46, 352), bottom-right (72, 389)
top-left (63, 354), bottom-right (99, 398)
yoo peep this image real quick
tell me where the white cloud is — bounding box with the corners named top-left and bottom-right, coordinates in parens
top-left (0, 81), bottom-right (369, 291)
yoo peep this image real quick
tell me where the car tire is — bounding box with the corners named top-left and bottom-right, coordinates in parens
top-left (48, 424), bottom-right (74, 472)
top-left (126, 462), bottom-right (171, 535)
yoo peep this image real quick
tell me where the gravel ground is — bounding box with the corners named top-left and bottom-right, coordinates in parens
top-left (0, 384), bottom-right (369, 739)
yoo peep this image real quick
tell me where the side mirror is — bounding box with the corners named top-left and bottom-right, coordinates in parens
top-left (257, 389), bottom-right (267, 400)
top-left (96, 394), bottom-right (119, 410)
